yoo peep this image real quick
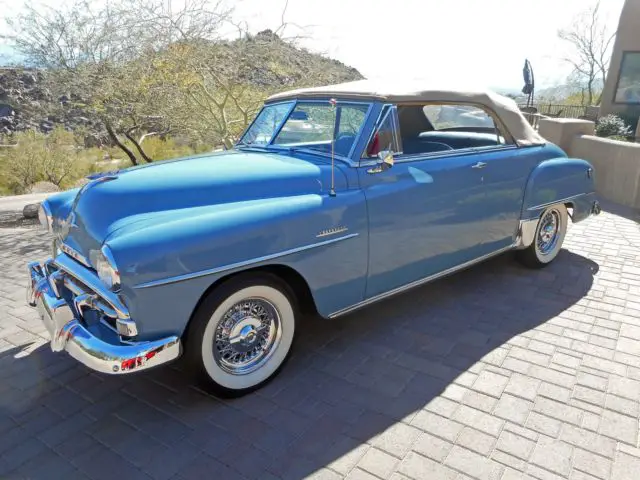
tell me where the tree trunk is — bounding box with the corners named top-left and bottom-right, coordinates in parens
top-left (124, 131), bottom-right (153, 163)
top-left (104, 120), bottom-right (139, 166)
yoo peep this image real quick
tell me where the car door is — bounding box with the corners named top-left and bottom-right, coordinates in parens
top-left (478, 144), bottom-right (545, 245)
top-left (420, 103), bottom-right (545, 251)
top-left (359, 105), bottom-right (490, 299)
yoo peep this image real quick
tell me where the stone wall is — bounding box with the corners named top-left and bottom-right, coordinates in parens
top-left (539, 118), bottom-right (640, 209)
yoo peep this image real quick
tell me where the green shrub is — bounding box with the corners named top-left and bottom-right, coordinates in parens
top-left (138, 136), bottom-right (197, 161)
top-left (619, 107), bottom-right (640, 135)
top-left (0, 131), bottom-right (215, 195)
top-left (595, 114), bottom-right (632, 139)
top-left (0, 128), bottom-right (84, 194)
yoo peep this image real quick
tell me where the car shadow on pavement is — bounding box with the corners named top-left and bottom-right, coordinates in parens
top-left (0, 249), bottom-right (598, 480)
top-left (600, 199), bottom-right (640, 224)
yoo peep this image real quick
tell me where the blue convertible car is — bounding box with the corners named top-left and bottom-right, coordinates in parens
top-left (27, 80), bottom-right (600, 396)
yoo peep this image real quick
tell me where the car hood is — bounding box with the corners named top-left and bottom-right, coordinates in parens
top-left (59, 149), bottom-right (347, 259)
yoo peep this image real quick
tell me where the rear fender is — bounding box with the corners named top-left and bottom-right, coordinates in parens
top-left (521, 157), bottom-right (596, 223)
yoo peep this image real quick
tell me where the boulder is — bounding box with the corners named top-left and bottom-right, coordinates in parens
top-left (0, 104), bottom-right (14, 117)
top-left (28, 181), bottom-right (61, 194)
top-left (39, 120), bottom-right (54, 132)
top-left (83, 133), bottom-right (103, 148)
top-left (19, 72), bottom-right (36, 86)
top-left (22, 203), bottom-right (40, 219)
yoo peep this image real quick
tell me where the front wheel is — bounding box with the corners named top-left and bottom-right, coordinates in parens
top-left (516, 204), bottom-right (568, 268)
top-left (184, 273), bottom-right (296, 397)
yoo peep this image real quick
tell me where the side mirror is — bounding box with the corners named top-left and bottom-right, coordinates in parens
top-left (378, 150), bottom-right (394, 166)
top-left (367, 150), bottom-right (395, 174)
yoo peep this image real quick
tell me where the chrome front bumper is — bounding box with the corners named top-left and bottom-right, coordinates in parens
top-left (27, 260), bottom-right (181, 374)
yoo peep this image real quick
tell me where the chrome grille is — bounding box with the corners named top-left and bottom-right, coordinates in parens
top-left (47, 254), bottom-right (137, 337)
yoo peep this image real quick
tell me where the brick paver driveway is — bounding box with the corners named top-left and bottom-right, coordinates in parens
top-left (2, 205), bottom-right (640, 480)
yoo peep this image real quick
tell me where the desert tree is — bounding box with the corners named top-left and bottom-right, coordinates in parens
top-left (558, 0), bottom-right (616, 106)
top-left (3, 0), bottom-right (232, 69)
top-left (3, 0), bottom-right (337, 162)
top-left (2, 0), bottom-right (232, 163)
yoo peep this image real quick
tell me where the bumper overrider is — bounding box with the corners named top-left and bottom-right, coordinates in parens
top-left (27, 256), bottom-right (181, 374)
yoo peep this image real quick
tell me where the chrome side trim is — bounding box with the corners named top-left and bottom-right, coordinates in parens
top-left (316, 226), bottom-right (349, 238)
top-left (527, 193), bottom-right (590, 212)
top-left (393, 145), bottom-right (518, 164)
top-left (328, 244), bottom-right (514, 318)
top-left (134, 233), bottom-right (360, 289)
top-left (515, 218), bottom-right (538, 250)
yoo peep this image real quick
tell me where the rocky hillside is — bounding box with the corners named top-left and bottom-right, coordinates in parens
top-left (0, 32), bottom-right (363, 140)
top-left (0, 68), bottom-right (102, 137)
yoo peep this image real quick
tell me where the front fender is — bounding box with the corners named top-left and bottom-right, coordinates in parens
top-left (107, 191), bottom-right (368, 339)
top-left (42, 188), bottom-right (79, 223)
top-left (521, 157), bottom-right (596, 223)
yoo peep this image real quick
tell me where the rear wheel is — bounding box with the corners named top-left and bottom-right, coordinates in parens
top-left (185, 273), bottom-right (296, 397)
top-left (516, 205), bottom-right (568, 268)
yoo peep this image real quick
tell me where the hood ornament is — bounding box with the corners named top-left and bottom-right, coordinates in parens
top-left (86, 170), bottom-right (121, 181)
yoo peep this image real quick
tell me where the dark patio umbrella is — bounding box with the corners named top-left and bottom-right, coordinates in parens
top-left (522, 59), bottom-right (535, 107)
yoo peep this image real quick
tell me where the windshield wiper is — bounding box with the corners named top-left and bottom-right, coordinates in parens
top-left (236, 143), bottom-right (268, 150)
top-left (282, 146), bottom-right (326, 157)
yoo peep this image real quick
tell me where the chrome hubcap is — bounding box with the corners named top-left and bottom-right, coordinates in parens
top-left (537, 209), bottom-right (560, 255)
top-left (213, 298), bottom-right (281, 375)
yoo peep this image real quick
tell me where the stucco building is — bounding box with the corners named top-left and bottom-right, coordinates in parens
top-left (601, 0), bottom-right (640, 121)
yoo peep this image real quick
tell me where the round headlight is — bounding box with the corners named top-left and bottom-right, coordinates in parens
top-left (38, 201), bottom-right (53, 232)
top-left (94, 245), bottom-right (121, 291)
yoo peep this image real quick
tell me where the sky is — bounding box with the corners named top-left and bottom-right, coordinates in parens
top-left (0, 0), bottom-right (627, 91)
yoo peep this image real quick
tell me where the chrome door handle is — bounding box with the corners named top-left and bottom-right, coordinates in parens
top-left (471, 162), bottom-right (487, 169)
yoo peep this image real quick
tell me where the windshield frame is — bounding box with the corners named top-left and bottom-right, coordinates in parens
top-left (237, 100), bottom-right (296, 148)
top-left (236, 99), bottom-right (374, 165)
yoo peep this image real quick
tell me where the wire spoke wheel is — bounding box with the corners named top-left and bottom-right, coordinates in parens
top-left (536, 209), bottom-right (561, 255)
top-left (213, 298), bottom-right (281, 375)
top-left (187, 275), bottom-right (296, 397)
top-left (516, 204), bottom-right (568, 269)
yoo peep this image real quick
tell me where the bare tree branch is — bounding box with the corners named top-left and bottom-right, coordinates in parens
top-left (104, 118), bottom-right (139, 165)
top-left (124, 130), bottom-right (153, 162)
top-left (558, 0), bottom-right (615, 106)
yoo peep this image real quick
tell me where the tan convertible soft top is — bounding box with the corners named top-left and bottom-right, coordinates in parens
top-left (267, 79), bottom-right (545, 146)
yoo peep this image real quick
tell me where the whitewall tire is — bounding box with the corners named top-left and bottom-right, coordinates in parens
top-left (185, 273), bottom-right (296, 397)
top-left (517, 204), bottom-right (568, 268)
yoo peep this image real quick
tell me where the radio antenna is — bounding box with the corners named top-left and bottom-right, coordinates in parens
top-left (329, 98), bottom-right (337, 197)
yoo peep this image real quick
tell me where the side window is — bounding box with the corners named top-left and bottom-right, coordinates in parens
top-left (423, 105), bottom-right (496, 130)
top-left (364, 106), bottom-right (402, 158)
top-left (397, 103), bottom-right (512, 157)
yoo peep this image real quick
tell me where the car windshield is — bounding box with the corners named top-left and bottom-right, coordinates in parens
top-left (238, 100), bottom-right (370, 158)
top-left (238, 102), bottom-right (293, 147)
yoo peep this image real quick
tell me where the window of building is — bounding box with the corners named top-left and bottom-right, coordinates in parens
top-left (615, 52), bottom-right (640, 104)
